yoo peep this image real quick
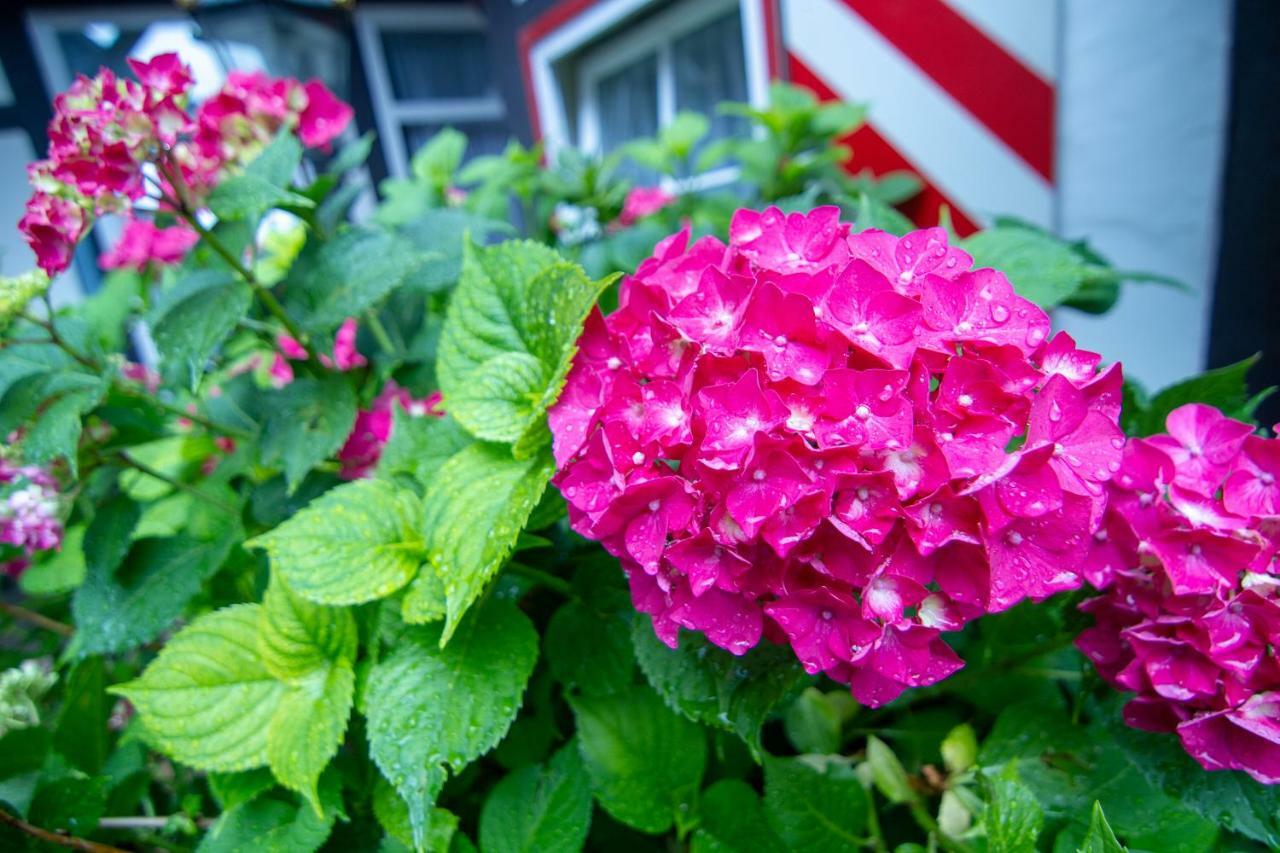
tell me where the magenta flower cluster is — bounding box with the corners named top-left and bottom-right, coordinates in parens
top-left (21, 53), bottom-right (353, 276)
top-left (548, 206), bottom-right (1125, 706)
top-left (0, 460), bottom-right (63, 578)
top-left (1077, 404), bottom-right (1280, 782)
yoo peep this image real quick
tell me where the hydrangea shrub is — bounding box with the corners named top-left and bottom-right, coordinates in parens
top-left (0, 54), bottom-right (1276, 853)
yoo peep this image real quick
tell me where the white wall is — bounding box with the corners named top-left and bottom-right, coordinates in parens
top-left (1055, 0), bottom-right (1233, 392)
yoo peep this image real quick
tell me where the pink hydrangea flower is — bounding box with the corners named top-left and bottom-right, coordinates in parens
top-left (0, 460), bottom-right (63, 578)
top-left (615, 186), bottom-right (676, 229)
top-left (21, 53), bottom-right (354, 277)
top-left (1078, 404), bottom-right (1280, 783)
top-left (548, 207), bottom-right (1123, 706)
top-left (337, 383), bottom-right (443, 479)
top-left (271, 317), bottom-right (367, 386)
top-left (99, 216), bottom-right (198, 270)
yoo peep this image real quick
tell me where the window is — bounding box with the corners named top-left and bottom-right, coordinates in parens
top-left (576, 0), bottom-right (751, 175)
top-left (356, 5), bottom-right (508, 178)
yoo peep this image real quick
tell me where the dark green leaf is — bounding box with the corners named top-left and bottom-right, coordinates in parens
top-left (570, 685), bottom-right (706, 835)
top-left (1080, 802), bottom-right (1127, 853)
top-left (631, 619), bottom-right (804, 760)
top-left (478, 744), bottom-right (593, 853)
top-left (260, 373), bottom-right (357, 490)
top-left (691, 779), bottom-right (785, 853)
top-left (26, 776), bottom-right (107, 838)
top-left (982, 771), bottom-right (1043, 853)
top-left (53, 658), bottom-right (108, 774)
top-left (149, 270), bottom-right (252, 388)
top-left (544, 601), bottom-right (635, 698)
top-left (782, 687), bottom-right (843, 755)
top-left (763, 755), bottom-right (868, 852)
top-left (377, 412), bottom-right (474, 488)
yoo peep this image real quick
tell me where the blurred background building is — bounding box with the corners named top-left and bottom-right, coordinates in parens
top-left (0, 0), bottom-right (1274, 415)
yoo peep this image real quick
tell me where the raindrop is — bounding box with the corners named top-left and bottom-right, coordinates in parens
top-left (990, 303), bottom-right (1010, 323)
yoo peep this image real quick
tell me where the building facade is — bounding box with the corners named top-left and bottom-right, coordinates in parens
top-left (0, 0), bottom-right (1274, 413)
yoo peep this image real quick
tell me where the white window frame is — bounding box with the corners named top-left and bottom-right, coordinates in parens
top-left (529, 0), bottom-right (770, 162)
top-left (355, 3), bottom-right (506, 178)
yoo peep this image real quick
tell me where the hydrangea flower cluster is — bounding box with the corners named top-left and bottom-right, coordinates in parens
top-left (548, 207), bottom-right (1125, 706)
top-left (1076, 404), bottom-right (1280, 782)
top-left (99, 216), bottom-right (198, 271)
top-left (0, 460), bottom-right (63, 578)
top-left (21, 53), bottom-right (352, 276)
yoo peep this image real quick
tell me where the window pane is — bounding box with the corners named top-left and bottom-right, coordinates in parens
top-left (673, 10), bottom-right (749, 146)
top-left (404, 121), bottom-right (509, 164)
top-left (381, 31), bottom-right (493, 101)
top-left (596, 54), bottom-right (660, 154)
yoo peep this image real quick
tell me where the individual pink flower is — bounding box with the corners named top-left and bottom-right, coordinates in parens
top-left (1079, 405), bottom-right (1280, 784)
top-left (337, 383), bottom-right (443, 479)
top-left (550, 206), bottom-right (1123, 706)
top-left (272, 318), bottom-right (367, 385)
top-left (615, 186), bottom-right (676, 229)
top-left (19, 193), bottom-right (86, 276)
top-left (99, 216), bottom-right (198, 270)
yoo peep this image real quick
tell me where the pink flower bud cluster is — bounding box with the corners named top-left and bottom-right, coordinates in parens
top-left (21, 53), bottom-right (353, 276)
top-left (1077, 404), bottom-right (1280, 783)
top-left (613, 186), bottom-right (676, 230)
top-left (548, 206), bottom-right (1125, 706)
top-left (270, 318), bottom-right (367, 388)
top-left (338, 382), bottom-right (444, 480)
top-left (0, 460), bottom-right (63, 578)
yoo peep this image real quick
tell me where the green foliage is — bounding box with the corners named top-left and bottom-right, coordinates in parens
top-left (762, 755), bottom-right (868, 852)
top-left (570, 684), bottom-right (706, 835)
top-left (438, 239), bottom-right (616, 451)
top-left (478, 744), bottom-right (593, 853)
top-left (0, 81), bottom-right (1260, 853)
top-left (631, 619), bottom-right (804, 760)
top-left (365, 598), bottom-right (538, 849)
top-left (248, 478), bottom-right (426, 606)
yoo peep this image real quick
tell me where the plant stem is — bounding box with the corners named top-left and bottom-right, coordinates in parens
top-left (363, 309), bottom-right (398, 357)
top-left (18, 308), bottom-right (97, 371)
top-left (0, 601), bottom-right (74, 637)
top-left (0, 807), bottom-right (127, 853)
top-left (98, 816), bottom-right (212, 830)
top-left (176, 211), bottom-right (316, 363)
top-left (506, 563), bottom-right (576, 599)
top-left (863, 793), bottom-right (890, 853)
top-left (113, 452), bottom-right (238, 516)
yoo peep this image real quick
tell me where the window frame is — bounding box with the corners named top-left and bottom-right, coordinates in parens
top-left (575, 0), bottom-right (744, 156)
top-left (529, 0), bottom-right (770, 163)
top-left (355, 3), bottom-right (506, 178)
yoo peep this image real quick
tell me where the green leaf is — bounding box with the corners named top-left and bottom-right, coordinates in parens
top-left (960, 226), bottom-right (1092, 309)
top-left (982, 771), bottom-right (1043, 853)
top-left (662, 111), bottom-right (709, 157)
top-left (113, 605), bottom-right (286, 772)
top-left (782, 687), bottom-right (842, 755)
top-left (417, 442), bottom-right (553, 641)
top-left (365, 598), bottom-right (538, 850)
top-left (268, 664), bottom-right (354, 816)
top-left (478, 743), bottom-right (593, 853)
top-left (631, 619), bottom-right (804, 760)
top-left (570, 685), bottom-right (706, 835)
top-left (259, 373), bottom-right (358, 490)
top-left (21, 380), bottom-right (105, 473)
top-left (198, 781), bottom-right (339, 853)
top-left (53, 657), bottom-right (108, 774)
top-left (209, 769), bottom-right (277, 811)
top-left (378, 412), bottom-right (474, 487)
top-left (762, 755), bottom-right (868, 852)
top-left (258, 576), bottom-right (357, 812)
top-left (1081, 802), bottom-right (1127, 853)
top-left (544, 600), bottom-right (635, 698)
top-left (854, 192), bottom-right (913, 237)
top-left (327, 131), bottom-right (376, 177)
top-left (258, 575), bottom-right (358, 680)
top-left (149, 270), bottom-right (252, 388)
top-left (19, 525), bottom-right (86, 595)
top-left (72, 533), bottom-right (233, 657)
top-left (26, 775), bottom-right (107, 838)
top-left (287, 226), bottom-right (430, 332)
top-left (691, 779), bottom-right (785, 853)
top-left (248, 478), bottom-right (426, 606)
top-left (812, 101), bottom-right (866, 136)
top-left (438, 239), bottom-right (615, 450)
top-left (1135, 355), bottom-right (1259, 436)
top-left (373, 779), bottom-right (459, 852)
top-left (866, 735), bottom-right (915, 804)
top-left (209, 133), bottom-right (314, 221)
top-left (411, 128), bottom-right (467, 188)
top-left (941, 723), bottom-right (978, 775)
